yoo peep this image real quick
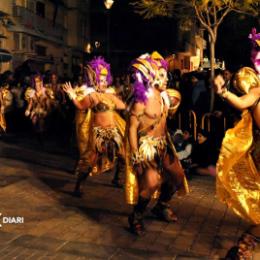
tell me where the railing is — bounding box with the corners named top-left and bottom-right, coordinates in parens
top-left (201, 113), bottom-right (212, 132)
top-left (174, 110), bottom-right (197, 140)
top-left (12, 5), bottom-right (67, 42)
top-left (189, 110), bottom-right (197, 141)
top-left (172, 110), bottom-right (227, 142)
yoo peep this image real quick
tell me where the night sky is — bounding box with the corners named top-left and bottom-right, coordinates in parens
top-left (90, 0), bottom-right (259, 74)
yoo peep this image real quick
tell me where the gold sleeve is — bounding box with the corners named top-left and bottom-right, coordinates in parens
top-left (24, 87), bottom-right (35, 101)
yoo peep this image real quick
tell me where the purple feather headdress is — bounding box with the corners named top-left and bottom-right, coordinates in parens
top-left (88, 56), bottom-right (112, 86)
top-left (249, 28), bottom-right (260, 48)
top-left (248, 28), bottom-right (260, 65)
top-left (131, 54), bottom-right (157, 103)
top-left (159, 59), bottom-right (168, 70)
top-left (132, 72), bottom-right (149, 103)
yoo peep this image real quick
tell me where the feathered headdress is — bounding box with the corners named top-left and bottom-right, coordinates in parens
top-left (85, 57), bottom-right (112, 88)
top-left (249, 28), bottom-right (260, 48)
top-left (249, 28), bottom-right (260, 65)
top-left (151, 51), bottom-right (168, 70)
top-left (131, 53), bottom-right (161, 103)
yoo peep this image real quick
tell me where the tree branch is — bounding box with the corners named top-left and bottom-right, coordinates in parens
top-left (216, 7), bottom-right (231, 27)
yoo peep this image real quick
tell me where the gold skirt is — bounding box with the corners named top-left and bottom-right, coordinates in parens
top-left (216, 111), bottom-right (260, 224)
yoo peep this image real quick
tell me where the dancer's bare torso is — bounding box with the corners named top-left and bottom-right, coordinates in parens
top-left (131, 92), bottom-right (167, 138)
top-left (84, 92), bottom-right (124, 128)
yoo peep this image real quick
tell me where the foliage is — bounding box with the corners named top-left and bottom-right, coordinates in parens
top-left (131, 0), bottom-right (259, 29)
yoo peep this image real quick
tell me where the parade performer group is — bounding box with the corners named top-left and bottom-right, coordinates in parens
top-left (1, 25), bottom-right (259, 256)
top-left (214, 28), bottom-right (260, 259)
top-left (62, 52), bottom-right (189, 235)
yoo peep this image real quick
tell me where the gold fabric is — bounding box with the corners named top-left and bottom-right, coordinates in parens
top-left (125, 123), bottom-right (139, 205)
top-left (0, 113), bottom-right (6, 131)
top-left (216, 110), bottom-right (260, 224)
top-left (166, 89), bottom-right (181, 117)
top-left (2, 87), bottom-right (13, 109)
top-left (75, 110), bottom-right (92, 173)
top-left (74, 85), bottom-right (90, 101)
top-left (45, 87), bottom-right (55, 100)
top-left (24, 87), bottom-right (34, 101)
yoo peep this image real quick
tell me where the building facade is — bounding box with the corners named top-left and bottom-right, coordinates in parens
top-left (167, 21), bottom-right (206, 73)
top-left (0, 0), bottom-right (90, 77)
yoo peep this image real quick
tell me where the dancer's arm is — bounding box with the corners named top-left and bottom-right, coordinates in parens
top-left (110, 94), bottom-right (126, 110)
top-left (214, 75), bottom-right (260, 110)
top-left (220, 88), bottom-right (260, 110)
top-left (0, 90), bottom-right (4, 113)
top-left (63, 82), bottom-right (97, 110)
top-left (25, 99), bottom-right (33, 116)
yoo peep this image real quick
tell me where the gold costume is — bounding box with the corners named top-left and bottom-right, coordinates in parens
top-left (0, 87), bottom-right (13, 131)
top-left (216, 68), bottom-right (260, 225)
top-left (125, 89), bottom-right (189, 205)
top-left (0, 113), bottom-right (6, 132)
top-left (24, 87), bottom-right (54, 119)
top-left (217, 110), bottom-right (260, 224)
top-left (74, 87), bottom-right (126, 176)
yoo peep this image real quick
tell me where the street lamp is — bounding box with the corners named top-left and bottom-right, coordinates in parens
top-left (104, 0), bottom-right (114, 9)
top-left (104, 0), bottom-right (114, 60)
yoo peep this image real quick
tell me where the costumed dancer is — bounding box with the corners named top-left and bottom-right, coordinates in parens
top-left (63, 57), bottom-right (126, 197)
top-left (24, 74), bottom-right (55, 146)
top-left (126, 51), bottom-right (189, 236)
top-left (214, 28), bottom-right (260, 259)
top-left (0, 85), bottom-right (13, 133)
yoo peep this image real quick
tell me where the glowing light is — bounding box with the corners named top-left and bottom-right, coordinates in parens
top-left (85, 43), bottom-right (92, 54)
top-left (95, 41), bottom-right (101, 48)
top-left (104, 0), bottom-right (114, 9)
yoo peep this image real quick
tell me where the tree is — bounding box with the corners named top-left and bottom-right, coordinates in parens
top-left (131, 0), bottom-right (259, 111)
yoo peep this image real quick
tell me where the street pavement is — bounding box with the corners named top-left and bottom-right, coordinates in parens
top-left (0, 138), bottom-right (258, 259)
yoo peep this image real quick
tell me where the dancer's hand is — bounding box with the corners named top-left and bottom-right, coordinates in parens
top-left (25, 109), bottom-right (30, 117)
top-left (63, 82), bottom-right (76, 100)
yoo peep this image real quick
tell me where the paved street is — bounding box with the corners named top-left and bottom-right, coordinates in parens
top-left (0, 138), bottom-right (257, 259)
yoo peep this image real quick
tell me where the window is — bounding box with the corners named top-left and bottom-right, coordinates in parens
top-left (21, 34), bottom-right (27, 50)
top-left (27, 0), bottom-right (34, 11)
top-left (30, 37), bottom-right (34, 51)
top-left (35, 45), bottom-right (46, 56)
top-left (36, 1), bottom-right (45, 17)
top-left (184, 56), bottom-right (190, 70)
top-left (14, 33), bottom-right (20, 50)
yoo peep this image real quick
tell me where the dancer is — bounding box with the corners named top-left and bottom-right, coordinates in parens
top-left (214, 29), bottom-right (260, 259)
top-left (126, 52), bottom-right (189, 236)
top-left (63, 57), bottom-right (126, 197)
top-left (0, 86), bottom-right (12, 132)
top-left (24, 74), bottom-right (55, 146)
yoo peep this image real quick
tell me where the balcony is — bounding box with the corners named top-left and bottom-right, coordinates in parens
top-left (10, 5), bottom-right (67, 44)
